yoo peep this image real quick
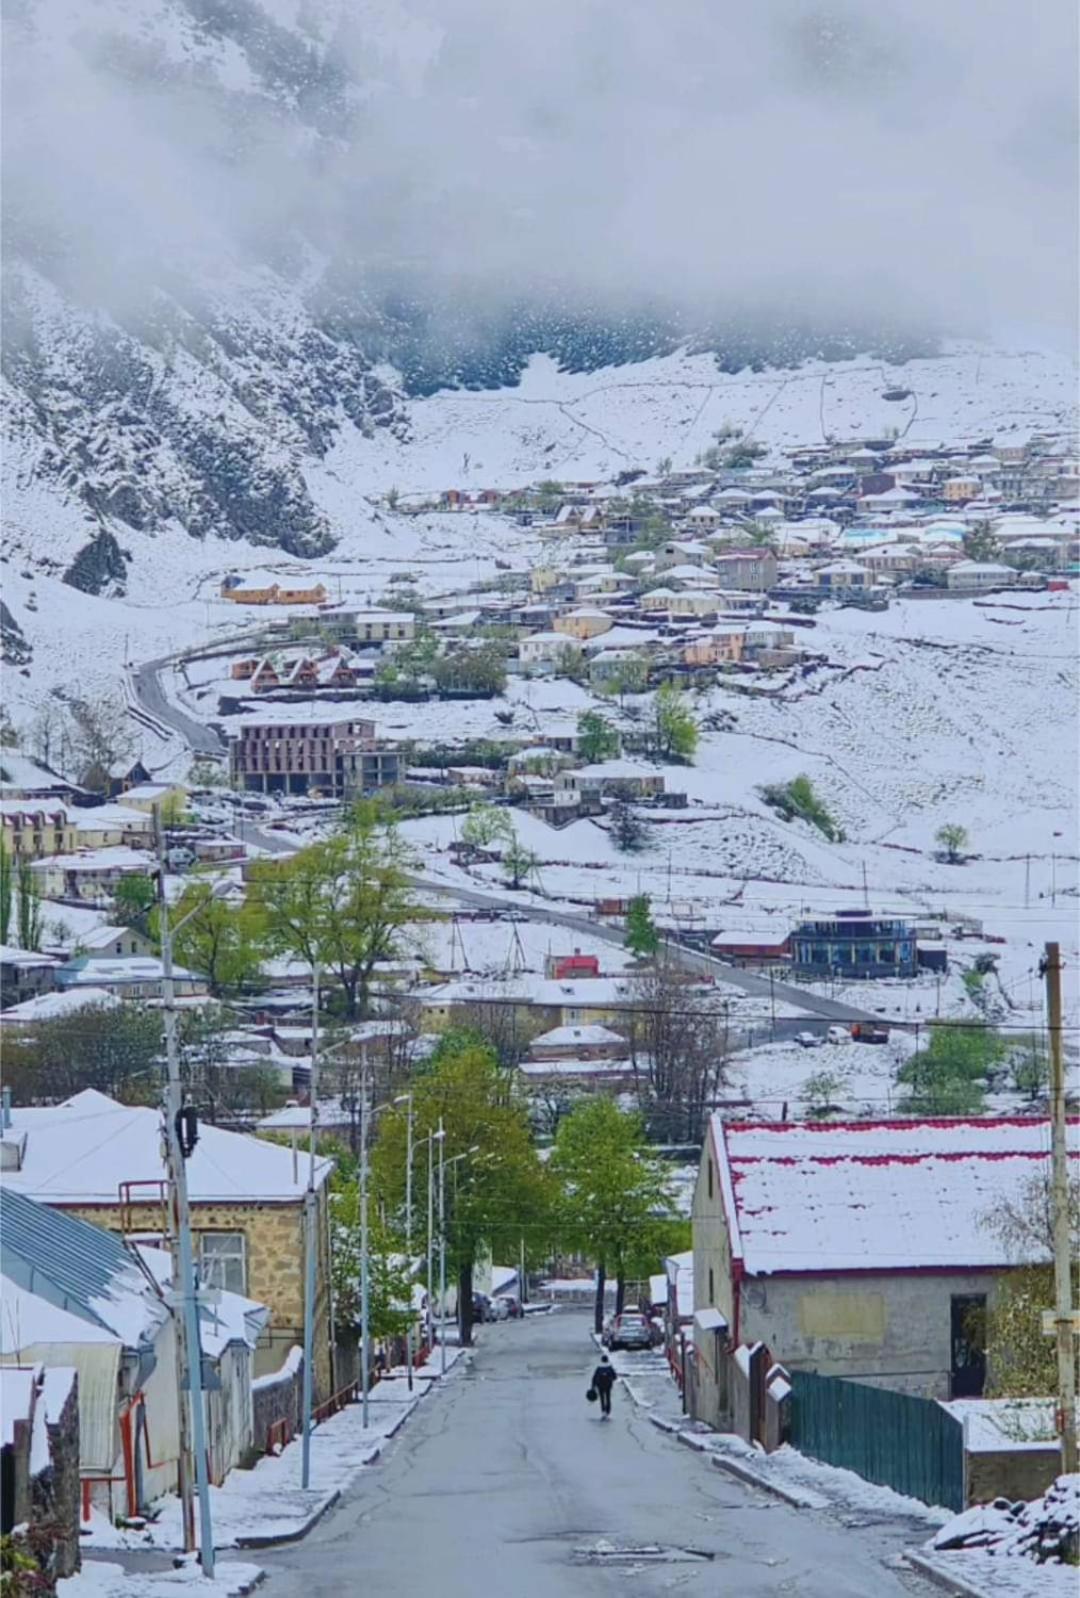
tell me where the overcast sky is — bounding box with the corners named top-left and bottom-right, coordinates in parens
top-left (4, 0), bottom-right (1078, 347)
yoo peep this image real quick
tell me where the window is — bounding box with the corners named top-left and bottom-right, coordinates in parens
top-left (709, 1268), bottom-right (715, 1303)
top-left (199, 1231), bottom-right (247, 1295)
top-left (707, 1157), bottom-right (713, 1200)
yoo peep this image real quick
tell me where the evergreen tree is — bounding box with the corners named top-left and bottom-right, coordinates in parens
top-left (625, 894), bottom-right (660, 959)
top-left (609, 798), bottom-right (648, 852)
top-left (16, 857), bottom-right (42, 951)
top-left (0, 841), bottom-right (12, 945)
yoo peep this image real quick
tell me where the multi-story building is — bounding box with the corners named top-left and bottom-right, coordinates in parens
top-left (790, 909), bottom-right (916, 979)
top-left (230, 716), bottom-right (380, 797)
top-left (712, 548), bottom-right (778, 591)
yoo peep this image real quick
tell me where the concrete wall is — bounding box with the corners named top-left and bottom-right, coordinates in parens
top-left (251, 1348), bottom-right (303, 1456)
top-left (690, 1130), bottom-right (735, 1430)
top-left (738, 1271), bottom-right (1004, 1398)
top-left (966, 1447), bottom-right (1060, 1506)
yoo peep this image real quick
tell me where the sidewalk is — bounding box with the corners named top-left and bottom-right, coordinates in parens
top-left (612, 1347), bottom-right (1073, 1598)
top-left (85, 1353), bottom-right (467, 1555)
top-left (60, 1558), bottom-right (264, 1598)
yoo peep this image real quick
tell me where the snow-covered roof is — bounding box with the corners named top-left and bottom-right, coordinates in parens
top-left (69, 805), bottom-right (153, 832)
top-left (29, 847), bottom-right (154, 873)
top-left (0, 987), bottom-right (121, 1025)
top-left (3, 1089), bottom-right (333, 1204)
top-left (0, 1188), bottom-right (167, 1349)
top-left (57, 955), bottom-right (200, 988)
top-left (0, 945), bottom-right (61, 969)
top-left (1, 1368), bottom-right (36, 1446)
top-left (530, 1023), bottom-right (627, 1048)
top-left (710, 1116), bottom-right (1079, 1276)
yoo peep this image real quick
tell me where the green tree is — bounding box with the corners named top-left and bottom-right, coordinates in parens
top-left (936, 822), bottom-right (969, 863)
top-left (113, 874), bottom-right (157, 927)
top-left (15, 857), bottom-right (42, 951)
top-left (963, 521), bottom-right (1001, 563)
top-left (0, 841), bottom-right (12, 945)
top-left (577, 710), bottom-right (620, 764)
top-left (897, 1024), bottom-right (1005, 1115)
top-left (652, 681), bottom-right (698, 761)
top-left (802, 1070), bottom-right (844, 1120)
top-left (433, 643), bottom-right (506, 696)
top-left (598, 653), bottom-right (649, 703)
top-left (502, 833), bottom-right (539, 891)
top-left (3, 1003), bottom-right (163, 1103)
top-left (373, 1038), bottom-right (554, 1346)
top-left (551, 1099), bottom-right (680, 1330)
top-left (460, 804), bottom-right (514, 853)
top-left (1008, 1035), bottom-right (1049, 1101)
top-left (329, 1167), bottom-right (415, 1345)
top-left (169, 883), bottom-right (267, 997)
top-left (761, 775), bottom-right (844, 842)
top-left (983, 1169), bottom-right (1079, 1397)
top-left (625, 894), bottom-right (660, 959)
top-left (252, 803), bottom-right (425, 1018)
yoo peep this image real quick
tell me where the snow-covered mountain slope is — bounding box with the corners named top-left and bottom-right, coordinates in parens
top-left (6, 0), bottom-right (1076, 588)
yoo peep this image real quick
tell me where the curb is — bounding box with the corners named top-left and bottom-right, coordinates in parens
top-left (235, 1490), bottom-right (342, 1550)
top-left (705, 1452), bottom-right (821, 1510)
top-left (905, 1551), bottom-right (993, 1598)
top-left (230, 1567), bottom-right (268, 1595)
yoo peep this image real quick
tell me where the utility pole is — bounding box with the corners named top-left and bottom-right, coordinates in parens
top-left (438, 1117), bottom-right (447, 1377)
top-left (426, 1133), bottom-right (435, 1355)
top-left (404, 1096), bottom-right (415, 1392)
top-left (300, 962), bottom-right (320, 1490)
top-left (155, 820), bottom-right (215, 1576)
top-left (1042, 943), bottom-right (1077, 1474)
top-left (359, 1044), bottom-right (371, 1428)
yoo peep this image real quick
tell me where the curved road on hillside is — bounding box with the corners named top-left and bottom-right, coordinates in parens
top-left (138, 653), bottom-right (881, 1028)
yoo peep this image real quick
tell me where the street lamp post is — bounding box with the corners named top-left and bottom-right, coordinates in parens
top-left (399, 1094), bottom-right (415, 1392)
top-left (300, 961), bottom-right (320, 1491)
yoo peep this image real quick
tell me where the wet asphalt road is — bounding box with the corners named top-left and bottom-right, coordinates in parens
top-left (260, 1308), bottom-right (934, 1598)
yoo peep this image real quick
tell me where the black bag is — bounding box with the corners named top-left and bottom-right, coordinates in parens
top-left (586, 1386), bottom-right (598, 1403)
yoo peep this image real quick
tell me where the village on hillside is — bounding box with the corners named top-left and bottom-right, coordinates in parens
top-left (2, 417), bottom-right (1078, 1598)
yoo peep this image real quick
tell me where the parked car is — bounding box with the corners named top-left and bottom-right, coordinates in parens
top-left (495, 1295), bottom-right (523, 1319)
top-left (826, 1025), bottom-right (852, 1046)
top-left (603, 1312), bottom-right (653, 1351)
top-left (796, 1030), bottom-right (823, 1048)
top-left (472, 1292), bottom-right (493, 1323)
top-left (488, 1295), bottom-right (511, 1321)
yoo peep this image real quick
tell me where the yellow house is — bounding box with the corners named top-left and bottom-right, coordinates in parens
top-left (116, 782), bottom-right (189, 818)
top-left (0, 802), bottom-right (76, 859)
top-left (3, 1091), bottom-right (336, 1397)
top-left (683, 628), bottom-right (746, 667)
top-left (220, 581), bottom-right (328, 607)
top-left (553, 607), bottom-right (614, 641)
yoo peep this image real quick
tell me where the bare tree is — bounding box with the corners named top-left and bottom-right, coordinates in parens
top-left (626, 960), bottom-right (729, 1142)
top-left (67, 696), bottom-right (138, 791)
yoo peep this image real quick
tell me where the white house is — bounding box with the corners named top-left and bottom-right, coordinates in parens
top-left (945, 561), bottom-right (1017, 592)
top-left (519, 631), bottom-right (580, 667)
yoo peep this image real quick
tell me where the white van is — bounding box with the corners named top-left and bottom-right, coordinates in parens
top-left (826, 1025), bottom-right (852, 1046)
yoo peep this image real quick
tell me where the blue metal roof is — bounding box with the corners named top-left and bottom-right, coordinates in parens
top-left (0, 1187), bottom-right (148, 1340)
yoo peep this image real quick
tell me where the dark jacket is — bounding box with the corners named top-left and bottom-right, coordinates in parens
top-left (592, 1362), bottom-right (616, 1394)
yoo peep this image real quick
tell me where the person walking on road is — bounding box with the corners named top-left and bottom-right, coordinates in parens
top-left (591, 1354), bottom-right (617, 1419)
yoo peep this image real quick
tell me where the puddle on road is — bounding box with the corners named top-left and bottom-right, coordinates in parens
top-left (573, 1539), bottom-right (716, 1565)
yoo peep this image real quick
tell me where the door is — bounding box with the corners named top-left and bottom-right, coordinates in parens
top-left (950, 1294), bottom-right (987, 1397)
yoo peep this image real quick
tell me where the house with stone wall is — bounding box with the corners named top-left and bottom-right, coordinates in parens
top-left (1, 1091), bottom-right (334, 1396)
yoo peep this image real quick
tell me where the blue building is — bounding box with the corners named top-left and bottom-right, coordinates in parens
top-left (790, 910), bottom-right (917, 979)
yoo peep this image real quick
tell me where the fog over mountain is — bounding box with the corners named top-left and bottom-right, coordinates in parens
top-left (2, 0), bottom-right (1077, 558)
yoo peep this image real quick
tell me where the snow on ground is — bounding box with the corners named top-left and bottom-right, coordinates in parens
top-left (85, 1357), bottom-right (464, 1552)
top-left (914, 1548), bottom-right (1077, 1598)
top-left (722, 1037), bottom-right (916, 1119)
top-left (59, 1560), bottom-right (263, 1598)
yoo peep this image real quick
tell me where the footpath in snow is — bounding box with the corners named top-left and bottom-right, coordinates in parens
top-left (60, 1559), bottom-right (263, 1598)
top-left (85, 1355), bottom-right (466, 1555)
top-left (612, 1345), bottom-right (1073, 1598)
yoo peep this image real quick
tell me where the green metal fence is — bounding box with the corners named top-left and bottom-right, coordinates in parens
top-left (789, 1370), bottom-right (965, 1511)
